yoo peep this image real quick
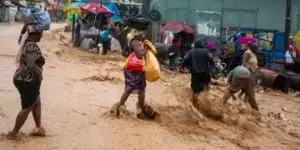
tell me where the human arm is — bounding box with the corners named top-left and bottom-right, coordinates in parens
top-left (206, 50), bottom-right (215, 67)
top-left (23, 43), bottom-right (43, 81)
top-left (18, 25), bottom-right (28, 44)
top-left (242, 51), bottom-right (251, 66)
top-left (226, 69), bottom-right (235, 84)
top-left (183, 50), bottom-right (191, 68)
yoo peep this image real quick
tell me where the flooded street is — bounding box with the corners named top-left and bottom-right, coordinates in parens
top-left (0, 23), bottom-right (300, 150)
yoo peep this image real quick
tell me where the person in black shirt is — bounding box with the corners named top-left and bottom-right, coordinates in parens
top-left (182, 40), bottom-right (215, 106)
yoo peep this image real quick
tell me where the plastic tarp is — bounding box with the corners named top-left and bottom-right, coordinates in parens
top-left (104, 3), bottom-right (121, 22)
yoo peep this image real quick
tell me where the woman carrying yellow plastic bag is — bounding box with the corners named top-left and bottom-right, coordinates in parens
top-left (144, 40), bottom-right (161, 82)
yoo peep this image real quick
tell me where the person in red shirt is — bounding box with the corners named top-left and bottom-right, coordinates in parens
top-left (288, 37), bottom-right (300, 54)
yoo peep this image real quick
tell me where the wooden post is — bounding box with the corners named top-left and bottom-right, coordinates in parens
top-left (142, 0), bottom-right (152, 40)
top-left (72, 14), bottom-right (75, 42)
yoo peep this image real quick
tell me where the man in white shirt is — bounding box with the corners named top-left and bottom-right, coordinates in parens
top-left (285, 46), bottom-right (295, 71)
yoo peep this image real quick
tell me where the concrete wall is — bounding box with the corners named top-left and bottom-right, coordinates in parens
top-left (291, 0), bottom-right (300, 35)
top-left (150, 0), bottom-right (295, 34)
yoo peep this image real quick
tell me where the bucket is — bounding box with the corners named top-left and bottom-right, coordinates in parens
top-left (98, 43), bottom-right (103, 54)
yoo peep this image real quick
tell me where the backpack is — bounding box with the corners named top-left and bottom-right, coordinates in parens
top-left (20, 7), bottom-right (51, 31)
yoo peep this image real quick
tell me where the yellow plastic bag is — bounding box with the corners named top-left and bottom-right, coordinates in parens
top-left (144, 40), bottom-right (161, 82)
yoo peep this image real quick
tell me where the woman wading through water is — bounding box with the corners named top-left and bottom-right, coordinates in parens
top-left (112, 29), bottom-right (157, 119)
top-left (8, 24), bottom-right (45, 137)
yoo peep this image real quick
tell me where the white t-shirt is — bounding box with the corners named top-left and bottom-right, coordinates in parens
top-left (285, 51), bottom-right (295, 64)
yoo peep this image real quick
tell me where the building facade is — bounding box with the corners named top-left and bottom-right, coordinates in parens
top-left (150, 0), bottom-right (300, 38)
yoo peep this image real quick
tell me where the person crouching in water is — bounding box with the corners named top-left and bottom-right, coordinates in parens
top-left (182, 40), bottom-right (215, 106)
top-left (113, 29), bottom-right (157, 119)
top-left (223, 66), bottom-right (259, 111)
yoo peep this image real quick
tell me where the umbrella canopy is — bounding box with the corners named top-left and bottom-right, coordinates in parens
top-left (63, 2), bottom-right (86, 14)
top-left (70, 2), bottom-right (86, 7)
top-left (160, 21), bottom-right (195, 35)
top-left (80, 3), bottom-right (114, 17)
top-left (105, 3), bottom-right (122, 22)
top-left (236, 37), bottom-right (257, 45)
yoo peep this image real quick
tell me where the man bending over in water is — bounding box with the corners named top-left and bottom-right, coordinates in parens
top-left (223, 66), bottom-right (259, 111)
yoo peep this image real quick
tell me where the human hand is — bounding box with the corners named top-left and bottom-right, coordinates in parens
top-left (225, 78), bottom-right (228, 84)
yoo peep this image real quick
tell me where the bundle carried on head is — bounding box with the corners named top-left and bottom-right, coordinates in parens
top-left (19, 6), bottom-right (51, 31)
top-left (124, 16), bottom-right (150, 31)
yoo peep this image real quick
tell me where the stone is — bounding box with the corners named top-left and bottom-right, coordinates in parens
top-left (258, 122), bottom-right (268, 128)
top-left (282, 107), bottom-right (287, 112)
top-left (279, 113), bottom-right (287, 120)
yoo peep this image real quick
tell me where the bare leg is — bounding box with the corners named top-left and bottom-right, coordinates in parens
top-left (32, 96), bottom-right (41, 128)
top-left (137, 90), bottom-right (145, 108)
top-left (9, 105), bottom-right (34, 136)
top-left (223, 91), bottom-right (234, 104)
top-left (192, 93), bottom-right (199, 107)
top-left (238, 90), bottom-right (244, 99)
top-left (245, 91), bottom-right (259, 111)
top-left (117, 89), bottom-right (132, 107)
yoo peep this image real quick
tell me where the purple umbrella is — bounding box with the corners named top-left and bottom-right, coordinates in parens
top-left (236, 37), bottom-right (257, 44)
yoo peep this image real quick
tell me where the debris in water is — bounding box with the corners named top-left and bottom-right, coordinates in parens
top-left (267, 112), bottom-right (287, 120)
top-left (29, 127), bottom-right (46, 137)
top-left (81, 74), bottom-right (121, 84)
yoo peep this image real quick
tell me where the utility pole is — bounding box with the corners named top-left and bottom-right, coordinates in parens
top-left (141, 0), bottom-right (150, 18)
top-left (141, 0), bottom-right (152, 40)
top-left (285, 0), bottom-right (292, 49)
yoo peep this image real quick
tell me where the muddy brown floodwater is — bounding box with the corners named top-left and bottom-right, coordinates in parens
top-left (0, 23), bottom-right (300, 150)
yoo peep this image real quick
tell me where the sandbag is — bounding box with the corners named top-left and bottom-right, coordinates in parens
top-left (144, 40), bottom-right (160, 82)
top-left (110, 37), bottom-right (122, 52)
top-left (124, 53), bottom-right (145, 72)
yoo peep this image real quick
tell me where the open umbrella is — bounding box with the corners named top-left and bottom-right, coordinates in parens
top-left (160, 21), bottom-right (195, 35)
top-left (236, 37), bottom-right (257, 44)
top-left (63, 2), bottom-right (86, 14)
top-left (80, 3), bottom-right (114, 17)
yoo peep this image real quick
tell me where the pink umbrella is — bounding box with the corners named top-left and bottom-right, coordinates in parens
top-left (160, 21), bottom-right (195, 35)
top-left (236, 37), bottom-right (257, 44)
top-left (80, 3), bottom-right (114, 17)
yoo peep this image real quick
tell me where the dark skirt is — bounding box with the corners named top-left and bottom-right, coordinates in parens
top-left (124, 70), bottom-right (146, 93)
top-left (191, 73), bottom-right (211, 94)
top-left (13, 80), bottom-right (41, 109)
